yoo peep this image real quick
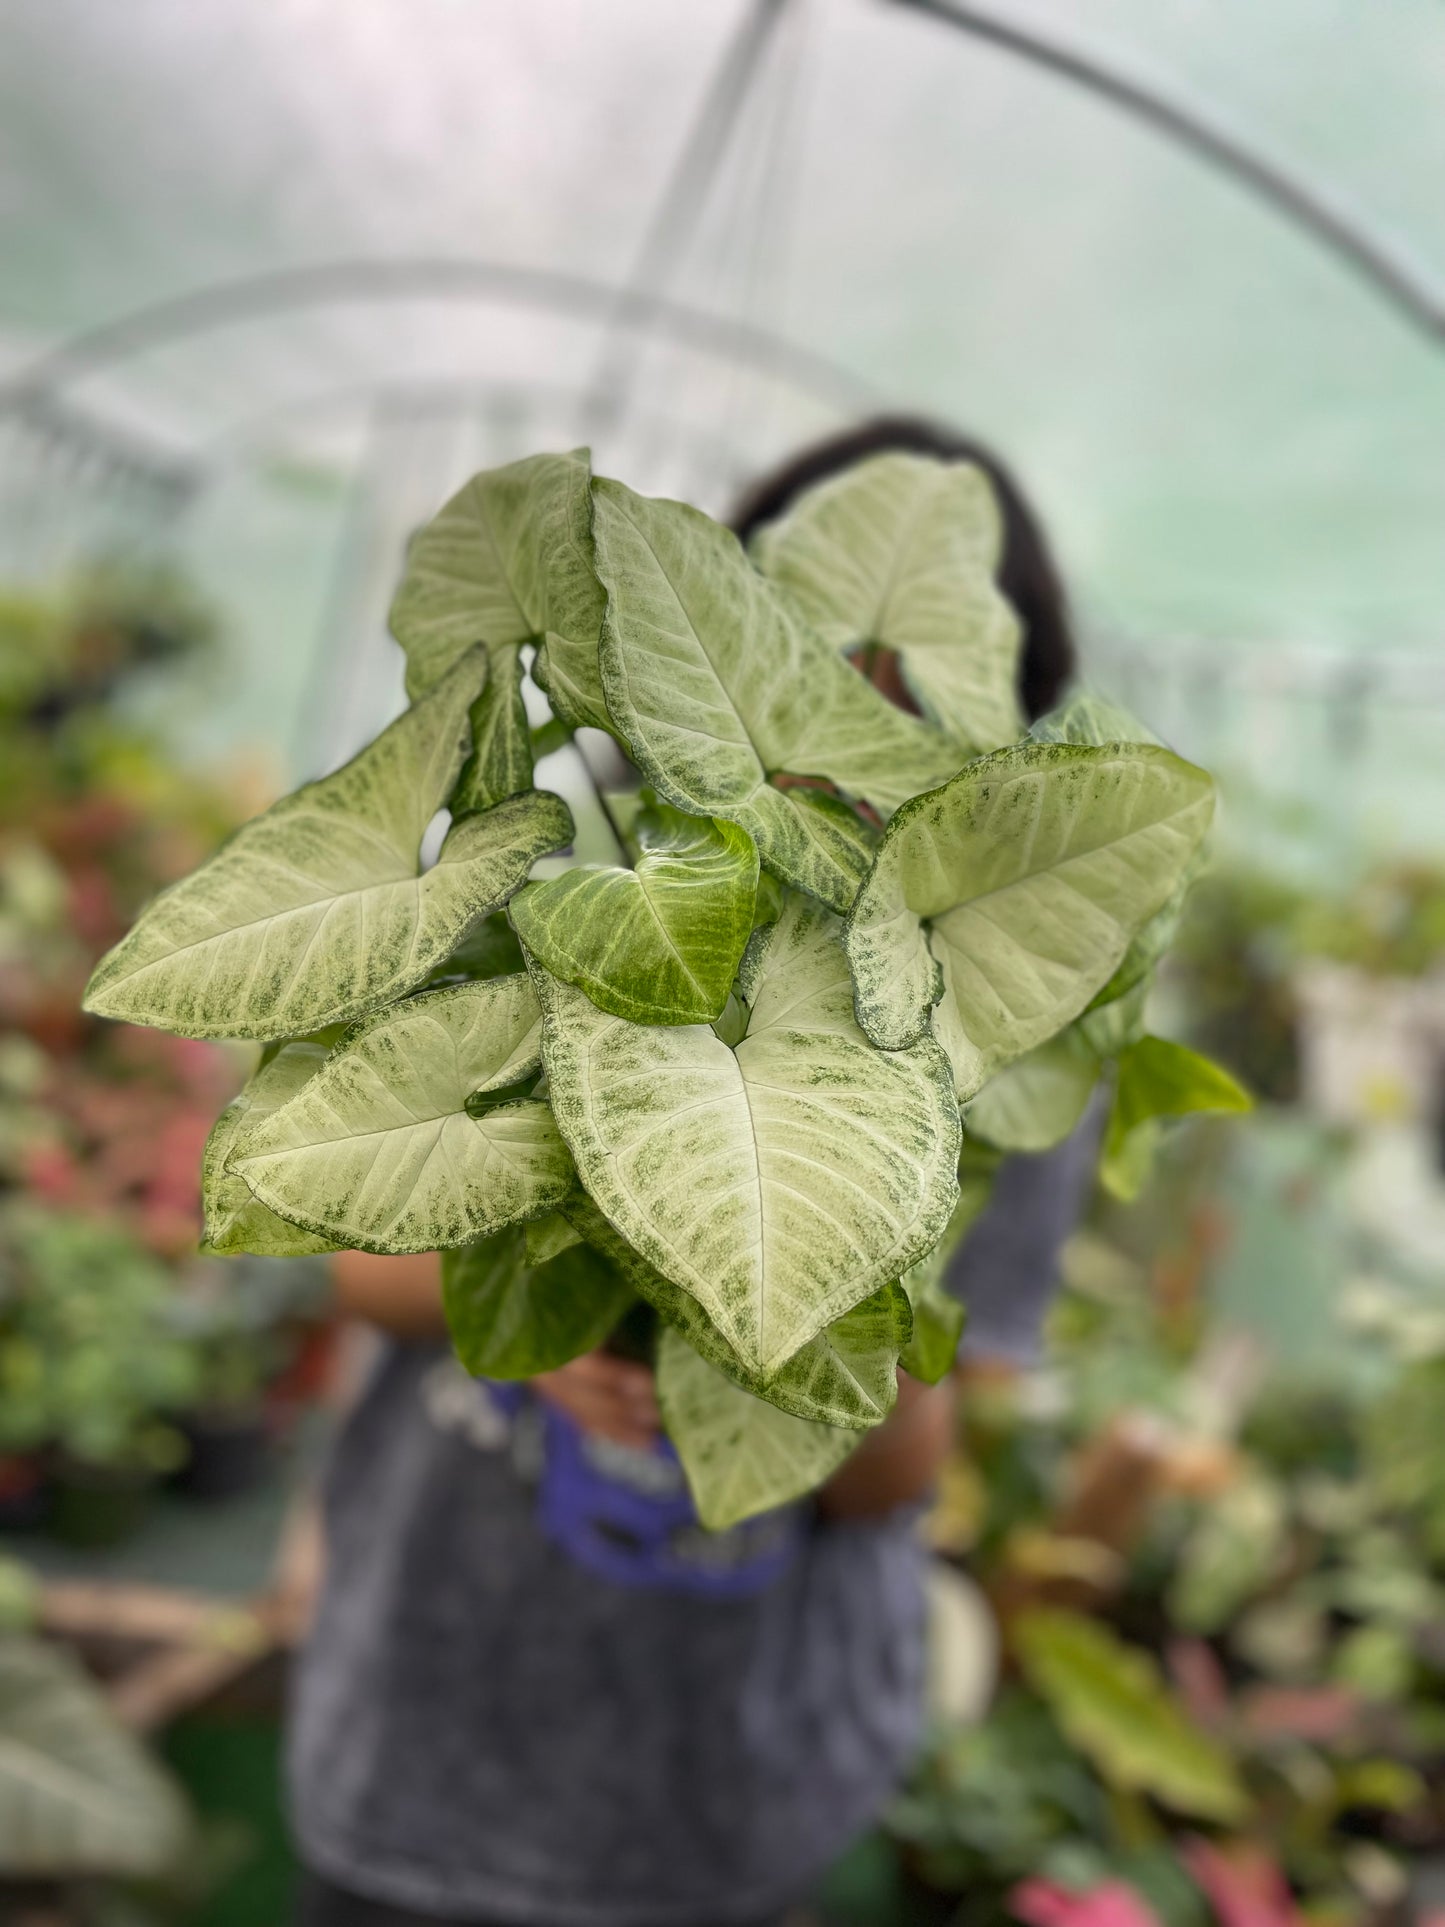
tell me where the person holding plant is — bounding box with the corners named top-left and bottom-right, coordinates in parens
top-left (288, 421), bottom-right (1099, 1927)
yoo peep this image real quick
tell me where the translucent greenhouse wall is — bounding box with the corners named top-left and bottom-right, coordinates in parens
top-left (1, 0), bottom-right (1442, 871)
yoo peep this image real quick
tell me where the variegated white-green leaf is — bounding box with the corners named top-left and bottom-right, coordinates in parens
top-left (1087, 840), bottom-right (1206, 1015)
top-left (1030, 689), bottom-right (1162, 747)
top-left (390, 449), bottom-right (608, 725)
top-left (84, 652), bottom-right (574, 1041)
top-left (441, 1218), bottom-right (633, 1378)
top-left (540, 893), bottom-right (959, 1376)
top-left (752, 451), bottom-right (1022, 753)
top-left (510, 805), bottom-right (757, 1024)
top-left (229, 976), bottom-right (573, 1253)
top-left (756, 785), bottom-right (878, 914)
top-left (452, 640), bottom-right (532, 814)
top-left (201, 1042), bottom-right (336, 1256)
top-left (566, 1193), bottom-right (907, 1430)
top-left (845, 741), bottom-right (1214, 1098)
top-left (963, 1026), bottom-right (1101, 1154)
top-left (656, 1325), bottom-right (860, 1531)
top-left (592, 479), bottom-right (960, 886)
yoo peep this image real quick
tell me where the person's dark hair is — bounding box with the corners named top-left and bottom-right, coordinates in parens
top-left (731, 415), bottom-right (1075, 721)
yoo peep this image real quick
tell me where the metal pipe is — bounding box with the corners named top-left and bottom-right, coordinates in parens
top-left (892, 0), bottom-right (1445, 344)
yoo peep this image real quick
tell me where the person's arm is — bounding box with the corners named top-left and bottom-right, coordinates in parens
top-left (332, 1252), bottom-right (950, 1508)
top-left (331, 1248), bottom-right (449, 1338)
top-left (330, 1249), bottom-right (659, 1446)
top-left (816, 1372), bottom-right (956, 1520)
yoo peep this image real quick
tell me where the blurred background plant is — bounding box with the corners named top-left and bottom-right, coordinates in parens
top-left (2, 3), bottom-right (1444, 1919)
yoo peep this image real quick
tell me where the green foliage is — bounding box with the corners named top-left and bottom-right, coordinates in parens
top-left (0, 1207), bottom-right (199, 1469)
top-left (511, 802), bottom-right (757, 1023)
top-left (844, 740), bottom-right (1214, 1096)
top-left (1101, 1036), bottom-right (1252, 1202)
top-left (82, 449), bottom-right (1222, 1525)
top-left (751, 450), bottom-right (1022, 752)
top-left (1014, 1610), bottom-right (1246, 1822)
top-left (0, 1636), bottom-right (191, 1879)
top-left (442, 1219), bottom-right (634, 1378)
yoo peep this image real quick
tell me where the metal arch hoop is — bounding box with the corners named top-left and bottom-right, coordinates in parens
top-left (892, 0), bottom-right (1445, 346)
top-left (211, 373), bottom-right (756, 484)
top-left (0, 259), bottom-right (882, 418)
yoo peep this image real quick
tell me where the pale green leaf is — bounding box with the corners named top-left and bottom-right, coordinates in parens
top-left (591, 479), bottom-right (960, 896)
top-left (752, 784), bottom-right (878, 913)
top-left (452, 640), bottom-right (532, 814)
top-left (1086, 840), bottom-right (1207, 1020)
top-left (390, 450), bottom-right (608, 724)
top-left (964, 1026), bottom-right (1100, 1154)
top-left (201, 1042), bottom-right (337, 1256)
top-left (540, 893), bottom-right (960, 1376)
top-left (567, 1193), bottom-right (907, 1429)
top-left (656, 1325), bottom-right (860, 1530)
top-left (1015, 1609), bottom-right (1247, 1821)
top-left (845, 741), bottom-right (1214, 1097)
top-left (0, 1636), bottom-right (191, 1878)
top-left (84, 652), bottom-right (574, 1040)
top-left (510, 805), bottom-right (757, 1024)
top-left (1030, 690), bottom-right (1162, 747)
top-left (230, 975), bottom-right (574, 1253)
top-left (441, 1218), bottom-right (633, 1378)
top-left (753, 451), bottom-right (1022, 752)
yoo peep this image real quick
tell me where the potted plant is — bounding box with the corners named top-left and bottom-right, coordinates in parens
top-left (0, 1204), bottom-right (199, 1544)
top-left (83, 449), bottom-right (1244, 1527)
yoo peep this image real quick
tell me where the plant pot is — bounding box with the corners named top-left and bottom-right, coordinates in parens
top-left (47, 1454), bottom-right (154, 1548)
top-left (0, 1453), bottom-right (49, 1531)
top-left (172, 1406), bottom-right (273, 1501)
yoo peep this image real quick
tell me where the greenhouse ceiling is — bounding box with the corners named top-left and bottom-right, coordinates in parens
top-left (1, 0), bottom-right (1443, 674)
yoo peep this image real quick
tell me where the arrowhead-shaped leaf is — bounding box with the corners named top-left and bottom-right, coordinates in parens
top-left (656, 1325), bottom-right (860, 1531)
top-left (1030, 689), bottom-right (1161, 747)
top-left (201, 1042), bottom-right (337, 1256)
top-left (539, 894), bottom-right (959, 1376)
top-left (565, 1193), bottom-right (908, 1429)
top-left (510, 803), bottom-right (758, 1024)
top-left (229, 975), bottom-right (574, 1253)
top-left (441, 1217), bottom-right (634, 1377)
top-left (753, 451), bottom-right (1022, 753)
top-left (83, 651), bottom-right (574, 1040)
top-left (845, 741), bottom-right (1214, 1097)
top-left (591, 479), bottom-right (961, 904)
top-left (964, 1026), bottom-right (1101, 1154)
top-left (451, 641), bottom-right (532, 814)
top-left (389, 449), bottom-right (608, 725)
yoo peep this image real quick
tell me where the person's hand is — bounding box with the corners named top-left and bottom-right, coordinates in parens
top-left (532, 1351), bottom-right (660, 1449)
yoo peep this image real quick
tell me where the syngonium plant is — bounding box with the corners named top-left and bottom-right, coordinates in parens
top-left (82, 448), bottom-right (1248, 1529)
